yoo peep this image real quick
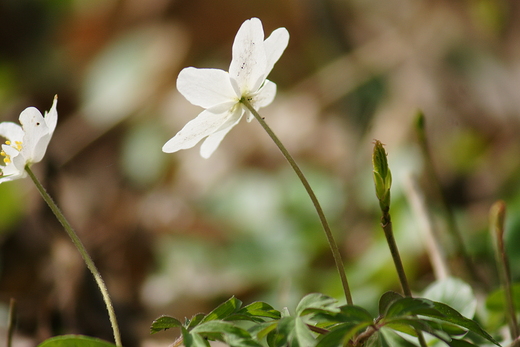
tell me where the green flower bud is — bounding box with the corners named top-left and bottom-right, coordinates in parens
top-left (372, 140), bottom-right (392, 211)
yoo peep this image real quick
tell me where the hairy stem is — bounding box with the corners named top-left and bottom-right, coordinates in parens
top-left (26, 166), bottom-right (122, 346)
top-left (241, 98), bottom-right (353, 305)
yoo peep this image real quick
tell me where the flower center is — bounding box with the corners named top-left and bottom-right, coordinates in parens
top-left (1, 140), bottom-right (23, 164)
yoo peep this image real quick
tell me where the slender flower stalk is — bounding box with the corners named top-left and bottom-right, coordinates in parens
top-left (7, 298), bottom-right (16, 347)
top-left (241, 98), bottom-right (353, 305)
top-left (25, 166), bottom-right (122, 347)
top-left (372, 140), bottom-right (427, 347)
top-left (490, 200), bottom-right (519, 341)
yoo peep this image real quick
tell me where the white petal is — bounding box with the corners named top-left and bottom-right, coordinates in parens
top-left (200, 108), bottom-right (243, 158)
top-left (0, 122), bottom-right (24, 143)
top-left (19, 107), bottom-right (52, 163)
top-left (229, 18), bottom-right (268, 95)
top-left (253, 80), bottom-right (277, 108)
top-left (0, 145), bottom-right (26, 182)
top-left (207, 100), bottom-right (238, 114)
top-left (162, 110), bottom-right (232, 153)
top-left (44, 95), bottom-right (58, 136)
top-left (264, 27), bottom-right (289, 77)
top-left (244, 80), bottom-right (276, 122)
top-left (177, 67), bottom-right (236, 108)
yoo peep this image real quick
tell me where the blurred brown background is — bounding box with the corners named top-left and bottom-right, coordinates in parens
top-left (1, 0), bottom-right (520, 345)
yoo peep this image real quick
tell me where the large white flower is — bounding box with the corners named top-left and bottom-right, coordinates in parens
top-left (0, 96), bottom-right (58, 183)
top-left (162, 17), bottom-right (289, 158)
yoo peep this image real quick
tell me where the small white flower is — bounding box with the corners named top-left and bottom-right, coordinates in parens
top-left (163, 17), bottom-right (289, 158)
top-left (0, 96), bottom-right (58, 183)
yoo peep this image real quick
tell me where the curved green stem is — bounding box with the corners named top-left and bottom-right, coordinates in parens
top-left (25, 166), bottom-right (122, 346)
top-left (490, 201), bottom-right (519, 340)
top-left (241, 98), bottom-right (353, 305)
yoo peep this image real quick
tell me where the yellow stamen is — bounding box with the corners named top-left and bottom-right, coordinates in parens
top-left (5, 141), bottom-right (10, 145)
top-left (14, 141), bottom-right (22, 150)
top-left (0, 151), bottom-right (5, 157)
top-left (3, 157), bottom-right (10, 164)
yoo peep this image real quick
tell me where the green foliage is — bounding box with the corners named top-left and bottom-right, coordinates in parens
top-left (150, 292), bottom-right (500, 347)
top-left (37, 335), bottom-right (117, 347)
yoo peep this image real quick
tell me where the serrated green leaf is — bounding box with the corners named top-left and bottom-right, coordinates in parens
top-left (385, 297), bottom-right (438, 318)
top-left (150, 315), bottom-right (182, 334)
top-left (236, 301), bottom-right (282, 320)
top-left (338, 305), bottom-right (374, 324)
top-left (379, 291), bottom-right (404, 316)
top-left (191, 321), bottom-right (251, 338)
top-left (296, 293), bottom-right (340, 316)
top-left (37, 335), bottom-right (117, 347)
top-left (201, 296), bottom-right (242, 323)
top-left (187, 313), bottom-right (206, 329)
top-left (251, 321), bottom-right (279, 340)
top-left (428, 302), bottom-right (500, 345)
top-left (182, 327), bottom-right (210, 347)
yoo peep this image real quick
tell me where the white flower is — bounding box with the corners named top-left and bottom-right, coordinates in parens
top-left (162, 17), bottom-right (289, 158)
top-left (0, 96), bottom-right (58, 183)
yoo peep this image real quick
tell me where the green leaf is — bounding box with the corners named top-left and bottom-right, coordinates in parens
top-left (251, 321), bottom-right (279, 340)
top-left (182, 327), bottom-right (210, 347)
top-left (386, 318), bottom-right (451, 343)
top-left (379, 291), bottom-right (404, 316)
top-left (428, 302), bottom-right (500, 345)
top-left (201, 296), bottom-right (242, 323)
top-left (365, 330), bottom-right (392, 347)
top-left (150, 315), bottom-right (182, 334)
top-left (268, 317), bottom-right (293, 347)
top-left (486, 283), bottom-right (520, 312)
top-left (315, 322), bottom-right (362, 347)
top-left (338, 305), bottom-right (374, 324)
top-left (385, 297), bottom-right (438, 318)
top-left (232, 301), bottom-right (282, 320)
top-left (294, 316), bottom-right (318, 347)
top-left (187, 313), bottom-right (206, 329)
top-left (191, 321), bottom-right (251, 338)
top-left (37, 335), bottom-right (117, 347)
top-left (296, 293), bottom-right (340, 316)
top-left (380, 327), bottom-right (420, 347)
top-left (422, 278), bottom-right (477, 318)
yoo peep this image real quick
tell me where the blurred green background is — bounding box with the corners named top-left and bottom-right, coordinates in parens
top-left (1, 0), bottom-right (520, 345)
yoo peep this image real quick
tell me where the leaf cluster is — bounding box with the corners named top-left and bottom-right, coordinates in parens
top-left (150, 292), bottom-right (500, 347)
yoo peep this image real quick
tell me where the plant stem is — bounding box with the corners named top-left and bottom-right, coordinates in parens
top-left (7, 298), bottom-right (16, 347)
top-left (241, 98), bottom-right (353, 305)
top-left (490, 200), bottom-right (519, 340)
top-left (415, 112), bottom-right (484, 287)
top-left (380, 211), bottom-right (428, 347)
top-left (380, 212), bottom-right (411, 297)
top-left (25, 166), bottom-right (122, 347)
